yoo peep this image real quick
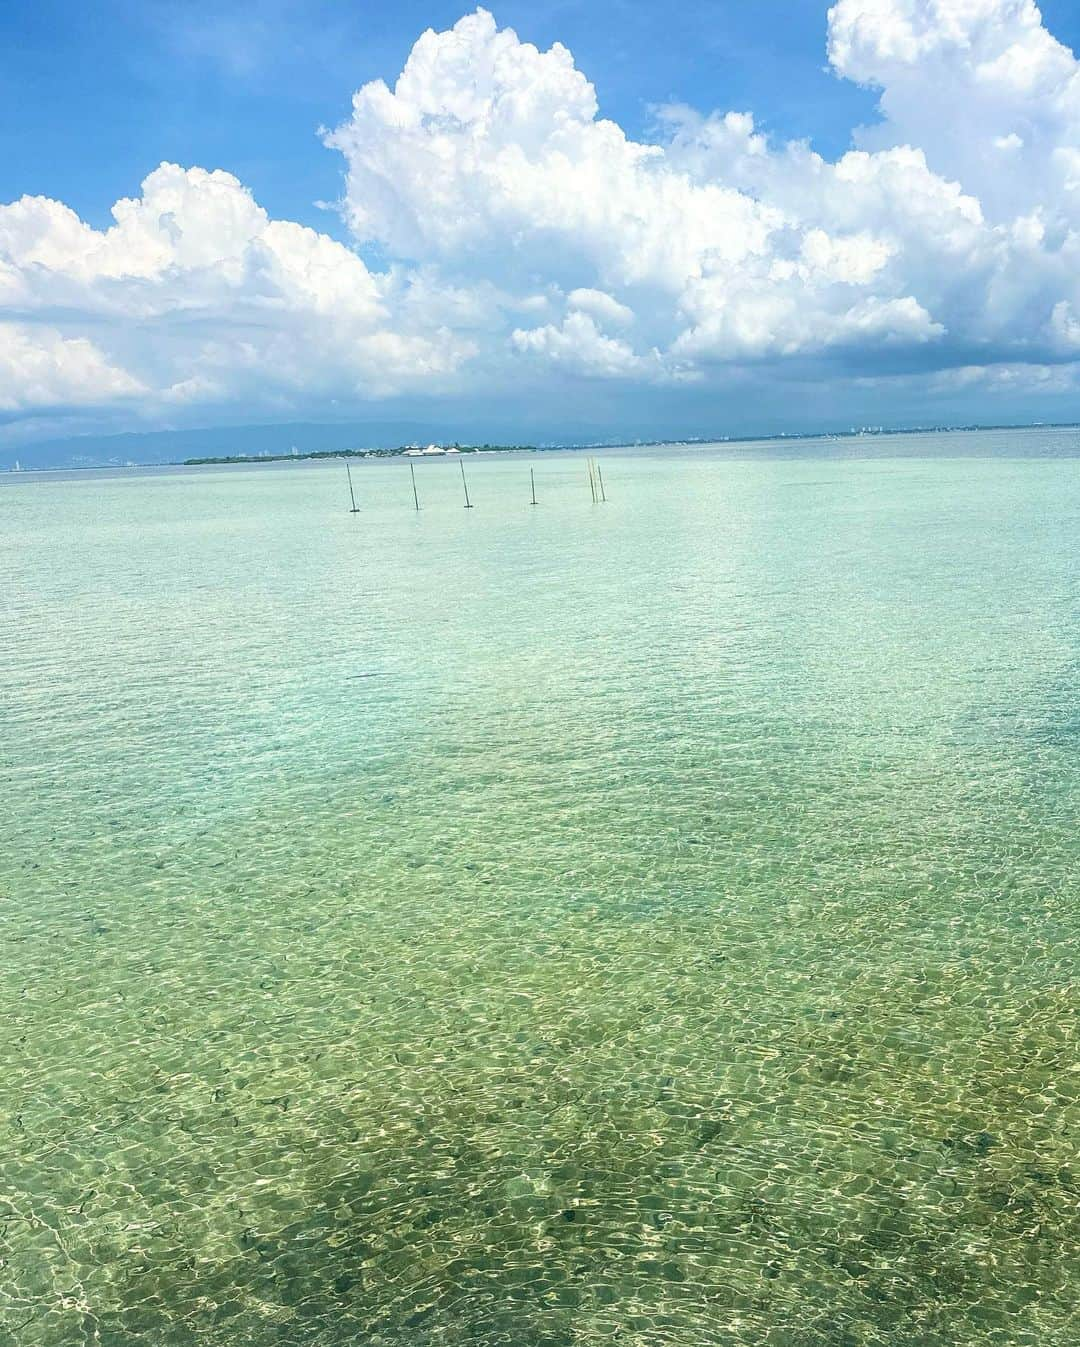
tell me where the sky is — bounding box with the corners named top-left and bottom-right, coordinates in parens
top-left (3, 0), bottom-right (1080, 459)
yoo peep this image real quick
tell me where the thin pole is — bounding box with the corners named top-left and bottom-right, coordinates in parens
top-left (460, 457), bottom-right (473, 508)
top-left (345, 459), bottom-right (360, 513)
top-left (587, 457), bottom-right (597, 504)
top-left (596, 463), bottom-right (607, 503)
top-left (530, 467), bottom-right (538, 505)
top-left (410, 462), bottom-right (421, 511)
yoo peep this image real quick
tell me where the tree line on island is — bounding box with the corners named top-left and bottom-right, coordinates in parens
top-left (181, 445), bottom-right (540, 465)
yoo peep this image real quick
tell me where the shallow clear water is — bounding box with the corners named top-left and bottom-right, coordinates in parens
top-left (2, 429), bottom-right (1079, 1346)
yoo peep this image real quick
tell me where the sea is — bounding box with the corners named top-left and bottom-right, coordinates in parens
top-left (2, 427), bottom-right (1078, 1346)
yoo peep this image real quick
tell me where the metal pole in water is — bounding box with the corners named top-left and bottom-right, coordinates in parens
top-left (345, 459), bottom-right (360, 513)
top-left (596, 463), bottom-right (607, 503)
top-left (460, 457), bottom-right (474, 508)
top-left (530, 467), bottom-right (538, 506)
top-left (410, 462), bottom-right (421, 511)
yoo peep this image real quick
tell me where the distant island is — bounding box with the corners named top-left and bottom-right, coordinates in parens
top-left (176, 423), bottom-right (1078, 467)
top-left (179, 422), bottom-right (1080, 469)
top-left (182, 444), bottom-right (539, 466)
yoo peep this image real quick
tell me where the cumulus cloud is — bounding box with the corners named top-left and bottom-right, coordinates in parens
top-left (0, 163), bottom-right (473, 420)
top-left (827, 0), bottom-right (1080, 224)
top-left (511, 311), bottom-right (670, 380)
top-left (567, 289), bottom-right (635, 328)
top-left (0, 324), bottom-right (143, 412)
top-left (326, 4), bottom-right (1080, 375)
top-left (3, 0), bottom-right (1080, 436)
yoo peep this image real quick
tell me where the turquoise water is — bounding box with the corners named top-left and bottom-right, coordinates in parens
top-left (2, 430), bottom-right (1079, 1346)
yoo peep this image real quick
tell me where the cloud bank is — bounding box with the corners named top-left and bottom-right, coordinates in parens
top-left (3, 0), bottom-right (1080, 439)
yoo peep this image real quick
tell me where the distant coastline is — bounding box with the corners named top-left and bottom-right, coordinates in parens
top-left (178, 421), bottom-right (1080, 468)
top-left (4, 420), bottom-right (1079, 473)
top-left (181, 444), bottom-right (540, 466)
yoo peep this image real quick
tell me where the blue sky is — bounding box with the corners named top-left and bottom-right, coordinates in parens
top-left (3, 0), bottom-right (1080, 459)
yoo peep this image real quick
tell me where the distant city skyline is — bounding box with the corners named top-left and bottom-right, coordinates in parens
top-left (3, 0), bottom-right (1080, 460)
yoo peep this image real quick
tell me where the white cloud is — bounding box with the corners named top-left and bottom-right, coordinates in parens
top-left (0, 164), bottom-right (379, 314)
top-left (567, 288), bottom-right (635, 328)
top-left (798, 229), bottom-right (895, 284)
top-left (325, 10), bottom-right (779, 300)
top-left (325, 4), bottom-right (1080, 372)
top-left (826, 0), bottom-right (1080, 223)
top-left (0, 324), bottom-right (143, 413)
top-left (0, 164), bottom-right (473, 414)
top-left (512, 311), bottom-right (662, 380)
top-left (3, 1), bottom-right (1080, 435)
